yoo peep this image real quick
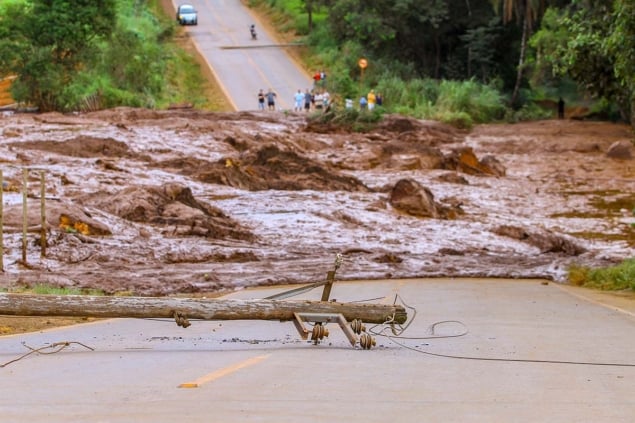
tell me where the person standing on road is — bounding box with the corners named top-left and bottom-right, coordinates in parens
top-left (313, 71), bottom-right (321, 88)
top-left (314, 91), bottom-right (324, 110)
top-left (376, 92), bottom-right (383, 107)
top-left (367, 89), bottom-right (376, 110)
top-left (266, 89), bottom-right (277, 111)
top-left (359, 95), bottom-right (368, 110)
top-left (257, 89), bottom-right (265, 110)
top-left (304, 89), bottom-right (312, 112)
top-left (319, 70), bottom-right (327, 88)
top-left (294, 89), bottom-right (304, 112)
top-left (322, 90), bottom-right (330, 109)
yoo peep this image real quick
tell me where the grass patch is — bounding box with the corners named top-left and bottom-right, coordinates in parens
top-left (568, 259), bottom-right (635, 290)
top-left (589, 195), bottom-right (635, 215)
top-left (3, 284), bottom-right (105, 296)
top-left (552, 192), bottom-right (635, 220)
top-left (307, 106), bottom-right (384, 132)
top-left (162, 37), bottom-right (231, 110)
top-left (566, 230), bottom-right (635, 247)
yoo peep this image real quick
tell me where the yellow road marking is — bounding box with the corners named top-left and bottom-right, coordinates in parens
top-left (178, 354), bottom-right (270, 388)
top-left (553, 283), bottom-right (635, 318)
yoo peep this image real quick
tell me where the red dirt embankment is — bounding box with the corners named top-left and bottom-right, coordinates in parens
top-left (0, 77), bottom-right (14, 107)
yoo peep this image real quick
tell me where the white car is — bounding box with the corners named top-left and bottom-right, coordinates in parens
top-left (176, 4), bottom-right (198, 26)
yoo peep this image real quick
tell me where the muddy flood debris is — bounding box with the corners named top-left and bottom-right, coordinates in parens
top-left (0, 108), bottom-right (633, 295)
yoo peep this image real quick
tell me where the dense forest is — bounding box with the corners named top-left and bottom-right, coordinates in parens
top-left (284, 0), bottom-right (634, 124)
top-left (0, 0), bottom-right (633, 127)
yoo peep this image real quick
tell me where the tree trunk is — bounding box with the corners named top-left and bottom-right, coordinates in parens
top-left (0, 293), bottom-right (407, 325)
top-left (465, 0), bottom-right (472, 78)
top-left (511, 16), bottom-right (528, 106)
top-left (306, 0), bottom-right (313, 33)
top-left (434, 32), bottom-right (441, 79)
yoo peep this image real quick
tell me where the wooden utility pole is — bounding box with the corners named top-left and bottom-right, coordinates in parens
top-left (40, 171), bottom-right (46, 257)
top-left (0, 293), bottom-right (407, 325)
top-left (0, 169), bottom-right (3, 272)
top-left (21, 168), bottom-right (27, 263)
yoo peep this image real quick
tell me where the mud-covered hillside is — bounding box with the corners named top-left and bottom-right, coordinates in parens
top-left (0, 108), bottom-right (633, 295)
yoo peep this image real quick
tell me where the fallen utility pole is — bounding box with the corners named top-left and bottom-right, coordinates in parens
top-left (0, 256), bottom-right (408, 349)
top-left (0, 293), bottom-right (407, 325)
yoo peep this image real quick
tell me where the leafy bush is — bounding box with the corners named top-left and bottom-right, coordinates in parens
top-left (436, 79), bottom-right (505, 123)
top-left (308, 104), bottom-right (384, 131)
top-left (0, 0), bottom-right (208, 111)
top-left (505, 102), bottom-right (554, 123)
top-left (435, 111), bottom-right (473, 130)
top-left (568, 259), bottom-right (635, 290)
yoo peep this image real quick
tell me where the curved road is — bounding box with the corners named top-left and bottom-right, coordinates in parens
top-left (172, 0), bottom-right (313, 111)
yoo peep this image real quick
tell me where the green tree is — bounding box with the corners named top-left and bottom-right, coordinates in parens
top-left (326, 0), bottom-right (451, 77)
top-left (527, 7), bottom-right (569, 89)
top-left (0, 0), bottom-right (116, 111)
top-left (490, 0), bottom-right (545, 106)
top-left (541, 0), bottom-right (634, 124)
top-left (299, 0), bottom-right (332, 33)
top-left (460, 17), bottom-right (504, 82)
top-left (605, 0), bottom-right (635, 124)
top-left (322, 0), bottom-right (514, 84)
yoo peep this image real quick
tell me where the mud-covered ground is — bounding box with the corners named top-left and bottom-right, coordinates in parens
top-left (0, 108), bottom-right (633, 298)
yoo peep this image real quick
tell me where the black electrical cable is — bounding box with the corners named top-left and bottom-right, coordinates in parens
top-left (380, 294), bottom-right (635, 368)
top-left (385, 335), bottom-right (635, 367)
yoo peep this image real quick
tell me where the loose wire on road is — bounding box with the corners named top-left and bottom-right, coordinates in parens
top-left (370, 294), bottom-right (469, 340)
top-left (91, 284), bottom-right (635, 368)
top-left (1, 341), bottom-right (94, 368)
top-left (378, 295), bottom-right (635, 368)
top-left (385, 336), bottom-right (635, 368)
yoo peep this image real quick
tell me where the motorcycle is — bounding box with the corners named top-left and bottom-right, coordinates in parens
top-left (250, 25), bottom-right (257, 40)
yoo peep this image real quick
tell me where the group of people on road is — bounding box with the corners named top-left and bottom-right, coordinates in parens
top-left (257, 78), bottom-right (383, 113)
top-left (258, 87), bottom-right (331, 112)
top-left (295, 88), bottom-right (331, 112)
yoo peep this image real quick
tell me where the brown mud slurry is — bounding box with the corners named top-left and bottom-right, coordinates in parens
top-left (0, 110), bottom-right (633, 335)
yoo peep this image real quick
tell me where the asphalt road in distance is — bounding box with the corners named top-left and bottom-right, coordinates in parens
top-left (172, 0), bottom-right (313, 111)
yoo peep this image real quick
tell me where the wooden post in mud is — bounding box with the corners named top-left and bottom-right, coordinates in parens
top-left (40, 171), bottom-right (46, 257)
top-left (0, 169), bottom-right (3, 271)
top-left (0, 293), bottom-right (408, 325)
top-left (21, 168), bottom-right (27, 263)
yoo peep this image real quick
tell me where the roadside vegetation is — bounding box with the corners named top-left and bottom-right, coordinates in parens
top-left (1, 0), bottom-right (633, 125)
top-left (247, 0), bottom-right (634, 128)
top-left (0, 0), bottom-right (228, 111)
top-left (568, 259), bottom-right (635, 291)
top-left (1, 284), bottom-right (104, 296)
top-left (567, 209), bottom-right (635, 291)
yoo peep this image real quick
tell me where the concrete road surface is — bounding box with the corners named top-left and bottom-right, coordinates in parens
top-left (173, 0), bottom-right (313, 111)
top-left (1, 278), bottom-right (635, 422)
